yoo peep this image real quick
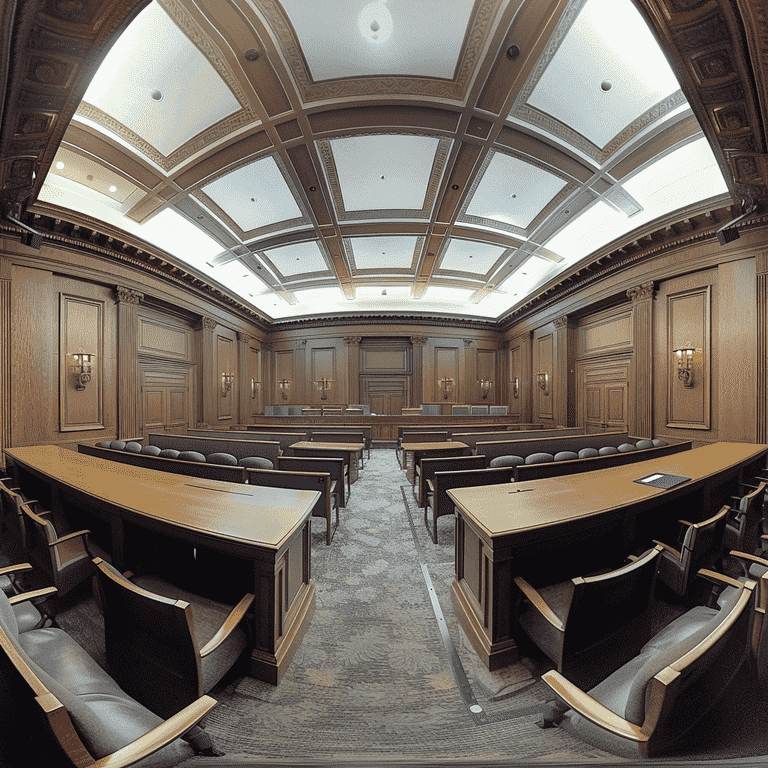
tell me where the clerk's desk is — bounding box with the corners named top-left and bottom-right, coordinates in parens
top-left (447, 441), bottom-right (768, 671)
top-left (4, 445), bottom-right (320, 685)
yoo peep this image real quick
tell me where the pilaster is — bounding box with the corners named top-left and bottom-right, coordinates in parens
top-left (197, 316), bottom-right (217, 426)
top-left (627, 281), bottom-right (655, 439)
top-left (115, 286), bottom-right (143, 440)
top-left (345, 337), bottom-right (361, 404)
top-left (757, 256), bottom-right (768, 442)
top-left (411, 336), bottom-right (427, 406)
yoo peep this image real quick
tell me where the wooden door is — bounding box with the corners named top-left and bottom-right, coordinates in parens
top-left (577, 357), bottom-right (630, 434)
top-left (142, 386), bottom-right (166, 437)
top-left (361, 376), bottom-right (409, 415)
top-left (167, 387), bottom-right (189, 434)
top-left (140, 365), bottom-right (193, 440)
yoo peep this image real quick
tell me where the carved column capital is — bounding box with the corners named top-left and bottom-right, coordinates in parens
top-left (627, 281), bottom-right (655, 302)
top-left (498, 340), bottom-right (509, 350)
top-left (237, 332), bottom-right (254, 344)
top-left (197, 316), bottom-right (217, 331)
top-left (261, 342), bottom-right (272, 352)
top-left (463, 338), bottom-right (474, 347)
top-left (115, 286), bottom-right (143, 305)
top-left (344, 336), bottom-right (362, 345)
top-left (410, 336), bottom-right (427, 346)
top-left (553, 315), bottom-right (573, 328)
top-left (296, 339), bottom-right (307, 348)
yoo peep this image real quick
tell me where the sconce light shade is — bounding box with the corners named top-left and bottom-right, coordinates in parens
top-left (70, 348), bottom-right (95, 391)
top-left (220, 372), bottom-right (234, 397)
top-left (315, 378), bottom-right (333, 401)
top-left (512, 377), bottom-right (519, 399)
top-left (673, 344), bottom-right (696, 388)
top-left (536, 372), bottom-right (549, 394)
top-left (278, 379), bottom-right (291, 400)
top-left (438, 376), bottom-right (454, 400)
top-left (478, 379), bottom-right (492, 399)
top-left (251, 378), bottom-right (261, 399)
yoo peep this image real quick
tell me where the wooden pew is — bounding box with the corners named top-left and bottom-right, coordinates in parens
top-left (415, 454), bottom-right (486, 508)
top-left (148, 433), bottom-right (280, 467)
top-left (475, 431), bottom-right (631, 465)
top-left (188, 428), bottom-right (307, 452)
top-left (276, 456), bottom-right (347, 509)
top-left (247, 468), bottom-right (337, 544)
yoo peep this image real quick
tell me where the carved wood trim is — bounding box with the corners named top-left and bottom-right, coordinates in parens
top-left (0, 280), bottom-right (9, 462)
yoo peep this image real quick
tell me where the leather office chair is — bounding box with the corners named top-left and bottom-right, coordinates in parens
top-left (653, 504), bottom-right (729, 597)
top-left (20, 502), bottom-right (98, 600)
top-left (723, 481), bottom-right (767, 555)
top-left (0, 480), bottom-right (35, 589)
top-left (92, 557), bottom-right (254, 719)
top-left (539, 571), bottom-right (756, 759)
top-left (514, 545), bottom-right (662, 687)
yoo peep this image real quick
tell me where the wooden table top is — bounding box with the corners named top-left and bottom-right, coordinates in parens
top-left (448, 442), bottom-right (768, 539)
top-left (402, 441), bottom-right (468, 451)
top-left (6, 445), bottom-right (320, 550)
top-left (290, 441), bottom-right (365, 452)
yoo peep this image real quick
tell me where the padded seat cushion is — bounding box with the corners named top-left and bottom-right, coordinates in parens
top-left (141, 445), bottom-right (162, 456)
top-left (599, 446), bottom-right (618, 456)
top-left (635, 440), bottom-right (654, 450)
top-left (157, 449), bottom-right (180, 459)
top-left (109, 440), bottom-right (126, 450)
top-left (618, 443), bottom-right (637, 452)
top-left (124, 442), bottom-right (143, 453)
top-left (489, 455), bottom-right (524, 468)
top-left (240, 456), bottom-right (275, 470)
top-left (206, 452), bottom-right (238, 466)
top-left (652, 439), bottom-right (669, 447)
top-left (578, 448), bottom-right (599, 459)
top-left (525, 452), bottom-right (554, 465)
top-left (177, 451), bottom-right (206, 463)
top-left (96, 441), bottom-right (112, 448)
top-left (554, 451), bottom-right (579, 462)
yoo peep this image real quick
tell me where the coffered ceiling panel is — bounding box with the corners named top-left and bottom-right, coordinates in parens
top-left (278, 0), bottom-right (475, 81)
top-left (201, 155), bottom-right (305, 233)
top-left (439, 239), bottom-right (508, 277)
top-left (346, 236), bottom-right (420, 272)
top-left (208, 260), bottom-right (273, 301)
top-left (261, 240), bottom-right (329, 279)
top-left (81, 1), bottom-right (242, 158)
top-left (522, 0), bottom-right (681, 151)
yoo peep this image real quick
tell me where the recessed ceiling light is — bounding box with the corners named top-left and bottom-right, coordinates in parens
top-left (86, 174), bottom-right (93, 181)
top-left (150, 89), bottom-right (162, 101)
top-left (510, 194), bottom-right (517, 198)
top-left (109, 185), bottom-right (117, 193)
top-left (197, 215), bottom-right (204, 220)
top-left (244, 49), bottom-right (260, 61)
top-left (601, 79), bottom-right (612, 92)
top-left (55, 161), bottom-right (64, 170)
top-left (452, 184), bottom-right (459, 190)
top-left (358, 0), bottom-right (393, 44)
top-left (507, 45), bottom-right (520, 60)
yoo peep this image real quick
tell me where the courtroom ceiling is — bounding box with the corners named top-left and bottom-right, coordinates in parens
top-left (7, 0), bottom-right (763, 323)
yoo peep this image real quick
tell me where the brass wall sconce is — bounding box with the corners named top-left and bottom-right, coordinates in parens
top-left (438, 376), bottom-right (454, 400)
top-left (673, 344), bottom-right (696, 388)
top-left (478, 379), bottom-right (492, 399)
top-left (70, 348), bottom-right (95, 391)
top-left (512, 377), bottom-right (519, 399)
top-left (315, 377), bottom-right (333, 401)
top-left (536, 372), bottom-right (549, 395)
top-left (250, 378), bottom-right (260, 399)
top-left (278, 379), bottom-right (291, 400)
top-left (220, 372), bottom-right (234, 397)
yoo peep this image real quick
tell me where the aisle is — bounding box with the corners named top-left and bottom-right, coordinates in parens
top-left (198, 447), bottom-right (607, 763)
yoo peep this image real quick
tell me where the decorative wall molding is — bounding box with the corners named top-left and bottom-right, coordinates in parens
top-left (115, 285), bottom-right (143, 305)
top-left (344, 336), bottom-right (362, 345)
top-left (627, 281), bottom-right (656, 302)
top-left (410, 336), bottom-right (428, 346)
top-left (198, 316), bottom-right (218, 331)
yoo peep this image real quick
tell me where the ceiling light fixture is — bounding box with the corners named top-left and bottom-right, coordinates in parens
top-left (55, 161), bottom-right (65, 170)
top-left (150, 89), bottom-right (162, 101)
top-left (601, 79), bottom-right (612, 92)
top-left (109, 185), bottom-right (117, 193)
top-left (507, 45), bottom-right (520, 60)
top-left (358, 0), bottom-right (393, 44)
top-left (244, 48), bottom-right (260, 61)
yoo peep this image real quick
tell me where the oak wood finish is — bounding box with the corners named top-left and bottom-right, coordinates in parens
top-left (289, 441), bottom-right (364, 485)
top-left (5, 445), bottom-right (318, 685)
top-left (448, 442), bottom-right (768, 670)
top-left (402, 441), bottom-right (469, 484)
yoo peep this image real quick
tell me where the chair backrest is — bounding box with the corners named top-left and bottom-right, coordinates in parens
top-left (421, 404), bottom-right (443, 416)
top-left (451, 405), bottom-right (470, 415)
top-left (92, 557), bottom-right (202, 716)
top-left (565, 546), bottom-right (662, 661)
top-left (312, 431), bottom-right (364, 444)
top-left (276, 456), bottom-right (345, 503)
top-left (401, 431), bottom-right (448, 444)
top-left (470, 405), bottom-right (489, 416)
top-left (681, 504), bottom-right (729, 575)
top-left (489, 405), bottom-right (508, 416)
top-left (0, 481), bottom-right (27, 558)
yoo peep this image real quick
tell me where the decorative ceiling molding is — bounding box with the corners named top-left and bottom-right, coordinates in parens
top-left (271, 312), bottom-right (499, 332)
top-left (343, 235), bottom-right (423, 276)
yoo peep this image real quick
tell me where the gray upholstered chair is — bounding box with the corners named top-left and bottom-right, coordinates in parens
top-left (92, 557), bottom-right (254, 719)
top-left (578, 448), bottom-right (598, 459)
top-left (653, 504), bottom-right (729, 597)
top-left (539, 571), bottom-right (756, 758)
top-left (470, 405), bottom-right (489, 416)
top-left (206, 452), bottom-right (238, 466)
top-left (451, 405), bottom-right (470, 415)
top-left (0, 480), bottom-right (34, 565)
top-left (21, 502), bottom-right (100, 600)
top-left (723, 481), bottom-right (767, 555)
top-left (489, 405), bottom-right (508, 416)
top-left (525, 452), bottom-right (553, 464)
top-left (489, 455), bottom-right (525, 469)
top-left (554, 451), bottom-right (578, 462)
top-left (514, 546), bottom-right (662, 687)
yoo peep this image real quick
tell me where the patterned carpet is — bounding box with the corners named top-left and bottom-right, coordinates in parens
top-left (49, 447), bottom-right (768, 766)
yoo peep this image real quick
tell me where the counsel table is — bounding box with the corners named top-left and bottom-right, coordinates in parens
top-left (5, 445), bottom-right (320, 685)
top-left (447, 441), bottom-right (768, 671)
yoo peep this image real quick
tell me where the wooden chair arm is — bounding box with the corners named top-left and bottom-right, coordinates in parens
top-left (427, 479), bottom-right (435, 492)
top-left (541, 670), bottom-right (649, 743)
top-left (513, 576), bottom-right (564, 631)
top-left (9, 586), bottom-right (58, 605)
top-left (35, 509), bottom-right (51, 517)
top-left (49, 529), bottom-right (90, 547)
top-left (696, 568), bottom-right (745, 589)
top-left (728, 551), bottom-right (768, 568)
top-left (678, 520), bottom-right (694, 528)
top-left (652, 540), bottom-right (681, 560)
top-left (199, 593), bottom-right (256, 658)
top-left (0, 563), bottom-right (32, 578)
top-left (90, 694), bottom-right (218, 768)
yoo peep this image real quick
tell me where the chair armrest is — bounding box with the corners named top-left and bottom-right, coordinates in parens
top-left (652, 540), bottom-right (682, 560)
top-left (678, 520), bottom-right (694, 528)
top-left (0, 563), bottom-right (32, 578)
top-left (49, 529), bottom-right (90, 547)
top-left (541, 670), bottom-right (648, 743)
top-left (8, 586), bottom-right (58, 605)
top-left (427, 479), bottom-right (435, 492)
top-left (696, 568), bottom-right (745, 589)
top-left (728, 551), bottom-right (768, 568)
top-left (89, 694), bottom-right (218, 768)
top-left (199, 593), bottom-right (256, 657)
top-left (513, 576), bottom-right (564, 631)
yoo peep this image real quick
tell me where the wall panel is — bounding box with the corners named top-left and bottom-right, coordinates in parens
top-left (434, 346), bottom-right (459, 403)
top-left (535, 333), bottom-right (553, 420)
top-left (217, 334), bottom-right (234, 421)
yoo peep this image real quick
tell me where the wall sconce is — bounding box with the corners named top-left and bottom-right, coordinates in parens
top-left (478, 379), bottom-right (493, 400)
top-left (220, 372), bottom-right (234, 397)
top-left (250, 378), bottom-right (260, 399)
top-left (278, 379), bottom-right (291, 400)
top-left (673, 344), bottom-right (696, 388)
top-left (70, 348), bottom-right (95, 391)
top-left (536, 372), bottom-right (549, 395)
top-left (438, 376), bottom-right (454, 400)
top-left (315, 377), bottom-right (333, 401)
top-left (511, 377), bottom-right (519, 399)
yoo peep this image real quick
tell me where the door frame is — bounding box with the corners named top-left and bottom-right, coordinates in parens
top-left (576, 354), bottom-right (632, 433)
top-left (359, 374), bottom-right (411, 414)
top-left (138, 359), bottom-right (197, 438)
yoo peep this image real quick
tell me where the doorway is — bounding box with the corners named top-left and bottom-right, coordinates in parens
top-left (577, 357), bottom-right (630, 434)
top-left (361, 376), bottom-right (409, 415)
